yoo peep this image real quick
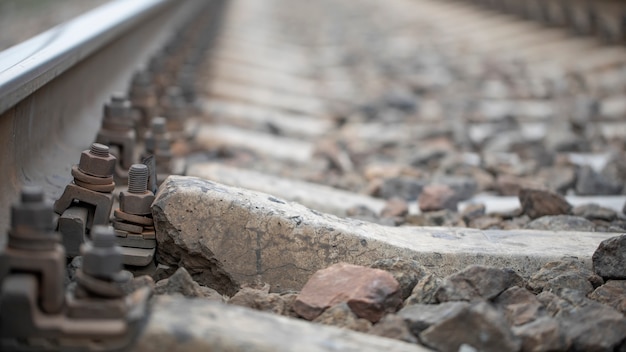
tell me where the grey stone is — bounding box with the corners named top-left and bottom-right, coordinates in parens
top-left (229, 286), bottom-right (290, 315)
top-left (152, 263), bottom-right (176, 282)
top-left (588, 280), bottom-right (626, 314)
top-left (368, 314), bottom-right (419, 344)
top-left (482, 152), bottom-right (525, 177)
top-left (404, 209), bottom-right (465, 227)
top-left (543, 272), bottom-right (595, 296)
top-left (576, 166), bottom-right (623, 195)
top-left (121, 275), bottom-right (155, 295)
top-left (461, 203), bottom-right (486, 223)
top-left (346, 204), bottom-right (394, 225)
top-left (495, 174), bottom-right (546, 197)
top-left (536, 166), bottom-right (576, 194)
top-left (312, 302), bottom-right (372, 333)
top-left (483, 130), bottom-right (526, 154)
top-left (436, 265), bottom-right (524, 302)
top-left (544, 126), bottom-right (588, 152)
top-left (494, 286), bottom-right (544, 326)
top-left (601, 158), bottom-right (626, 197)
top-left (519, 188), bottom-right (572, 219)
top-left (512, 317), bottom-right (570, 352)
top-left (554, 291), bottom-right (626, 352)
top-left (404, 274), bottom-right (441, 305)
top-left (346, 205), bottom-right (378, 218)
top-left (64, 256), bottom-right (83, 286)
top-left (379, 176), bottom-right (427, 201)
top-left (536, 291), bottom-right (572, 317)
top-left (452, 165), bottom-right (495, 192)
top-left (155, 267), bottom-right (225, 302)
top-left (383, 88), bottom-right (417, 113)
top-left (528, 259), bottom-right (603, 294)
top-left (279, 292), bottom-right (300, 318)
top-left (399, 302), bottom-right (470, 335)
top-left (524, 215), bottom-right (596, 232)
top-left (135, 295), bottom-right (430, 352)
top-left (370, 258), bottom-right (430, 300)
top-left (593, 234), bottom-right (626, 279)
top-left (511, 142), bottom-right (554, 169)
top-left (500, 215), bottom-right (531, 230)
top-left (409, 148), bottom-right (448, 168)
top-left (431, 176), bottom-right (478, 201)
top-left (572, 203), bottom-right (617, 221)
top-left (419, 301), bottom-right (521, 352)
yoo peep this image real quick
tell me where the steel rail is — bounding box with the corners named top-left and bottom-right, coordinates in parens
top-left (0, 0), bottom-right (205, 237)
top-left (0, 0), bottom-right (170, 114)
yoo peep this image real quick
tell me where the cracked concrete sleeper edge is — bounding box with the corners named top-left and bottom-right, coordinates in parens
top-left (153, 176), bottom-right (618, 292)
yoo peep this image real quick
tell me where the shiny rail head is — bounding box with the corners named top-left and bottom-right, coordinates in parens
top-left (0, 0), bottom-right (176, 115)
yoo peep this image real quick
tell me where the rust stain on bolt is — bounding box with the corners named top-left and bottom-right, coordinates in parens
top-left (78, 143), bottom-right (117, 177)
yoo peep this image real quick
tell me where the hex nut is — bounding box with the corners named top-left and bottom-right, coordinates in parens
top-left (81, 226), bottom-right (122, 280)
top-left (119, 191), bottom-right (155, 215)
top-left (11, 186), bottom-right (54, 233)
top-left (104, 94), bottom-right (132, 119)
top-left (79, 149), bottom-right (116, 178)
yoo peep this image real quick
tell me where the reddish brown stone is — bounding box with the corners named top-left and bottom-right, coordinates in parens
top-left (588, 280), bottom-right (626, 314)
top-left (519, 188), bottom-right (571, 219)
top-left (494, 286), bottom-right (543, 326)
top-left (294, 263), bottom-right (402, 322)
top-left (380, 197), bottom-right (409, 218)
top-left (418, 184), bottom-right (458, 212)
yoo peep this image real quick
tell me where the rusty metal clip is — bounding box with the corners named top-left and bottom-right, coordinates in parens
top-left (0, 188), bottom-right (152, 351)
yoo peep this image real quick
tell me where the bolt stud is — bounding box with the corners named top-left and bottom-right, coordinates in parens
top-left (128, 164), bottom-right (149, 194)
top-left (90, 143), bottom-right (110, 157)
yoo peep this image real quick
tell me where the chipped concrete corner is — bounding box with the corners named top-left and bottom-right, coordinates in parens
top-left (153, 176), bottom-right (619, 293)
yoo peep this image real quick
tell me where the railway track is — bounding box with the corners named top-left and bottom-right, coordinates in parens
top-left (0, 0), bottom-right (625, 351)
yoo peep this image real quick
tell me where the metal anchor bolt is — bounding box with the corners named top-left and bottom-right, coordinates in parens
top-left (78, 142), bottom-right (116, 178)
top-left (120, 164), bottom-right (155, 215)
top-left (128, 164), bottom-right (149, 193)
top-left (11, 186), bottom-right (54, 235)
top-left (82, 225), bottom-right (123, 280)
top-left (104, 93), bottom-right (132, 119)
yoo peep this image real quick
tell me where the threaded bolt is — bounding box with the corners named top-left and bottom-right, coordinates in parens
top-left (83, 225), bottom-right (122, 280)
top-left (128, 164), bottom-right (149, 193)
top-left (152, 117), bottom-right (167, 134)
top-left (132, 70), bottom-right (152, 86)
top-left (91, 225), bottom-right (116, 248)
top-left (90, 143), bottom-right (110, 157)
top-left (166, 86), bottom-right (182, 98)
top-left (111, 92), bottom-right (126, 103)
top-left (12, 186), bottom-right (54, 239)
top-left (21, 186), bottom-right (44, 203)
